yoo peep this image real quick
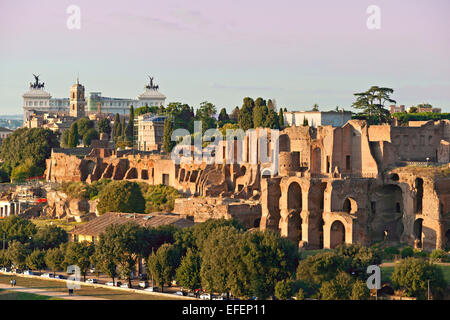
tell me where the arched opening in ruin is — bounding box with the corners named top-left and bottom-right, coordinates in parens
top-left (240, 166), bottom-right (247, 176)
top-left (311, 148), bottom-right (322, 174)
top-left (141, 169), bottom-right (149, 180)
top-left (319, 218), bottom-right (325, 249)
top-left (253, 218), bottom-right (261, 228)
top-left (287, 182), bottom-right (302, 211)
top-left (369, 185), bottom-right (404, 243)
top-left (391, 174), bottom-right (399, 181)
top-left (125, 167), bottom-right (138, 179)
top-left (179, 169), bottom-right (186, 182)
top-left (330, 220), bottom-right (345, 249)
top-left (190, 170), bottom-right (199, 182)
top-left (415, 178), bottom-right (423, 213)
top-left (342, 197), bottom-right (357, 214)
top-left (413, 218), bottom-right (424, 249)
top-left (287, 182), bottom-right (302, 242)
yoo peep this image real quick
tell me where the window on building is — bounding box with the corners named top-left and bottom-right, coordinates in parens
top-left (346, 155), bottom-right (351, 170)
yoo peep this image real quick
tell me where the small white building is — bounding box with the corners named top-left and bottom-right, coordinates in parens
top-left (137, 114), bottom-right (167, 151)
top-left (283, 111), bottom-right (353, 128)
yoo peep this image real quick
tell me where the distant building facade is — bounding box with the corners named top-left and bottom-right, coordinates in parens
top-left (137, 114), bottom-right (167, 151)
top-left (283, 111), bottom-right (352, 127)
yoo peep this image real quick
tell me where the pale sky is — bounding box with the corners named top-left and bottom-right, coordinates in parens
top-left (0, 0), bottom-right (449, 115)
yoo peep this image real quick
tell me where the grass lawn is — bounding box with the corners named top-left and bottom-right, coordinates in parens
top-left (0, 288), bottom-right (62, 300)
top-left (0, 275), bottom-right (186, 300)
top-left (31, 218), bottom-right (84, 232)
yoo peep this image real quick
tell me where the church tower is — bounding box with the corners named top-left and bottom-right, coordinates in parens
top-left (70, 78), bottom-right (86, 118)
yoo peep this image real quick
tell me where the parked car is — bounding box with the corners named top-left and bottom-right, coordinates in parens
top-left (105, 281), bottom-right (116, 286)
top-left (89, 268), bottom-right (96, 273)
top-left (144, 286), bottom-right (158, 292)
top-left (13, 269), bottom-right (23, 274)
top-left (212, 295), bottom-right (224, 300)
top-left (200, 293), bottom-right (211, 300)
top-left (41, 273), bottom-right (54, 278)
top-left (86, 278), bottom-right (98, 284)
top-left (187, 292), bottom-right (196, 297)
top-left (174, 291), bottom-right (185, 296)
top-left (120, 283), bottom-right (130, 288)
top-left (55, 275), bottom-right (66, 279)
top-left (0, 267), bottom-right (11, 273)
top-left (139, 281), bottom-right (149, 288)
top-left (23, 270), bottom-right (34, 276)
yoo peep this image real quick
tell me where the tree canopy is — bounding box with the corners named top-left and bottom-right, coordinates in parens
top-left (96, 181), bottom-right (146, 215)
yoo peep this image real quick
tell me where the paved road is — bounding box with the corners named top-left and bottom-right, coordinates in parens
top-left (0, 283), bottom-right (107, 300)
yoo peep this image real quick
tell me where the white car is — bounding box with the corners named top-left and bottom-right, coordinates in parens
top-left (200, 293), bottom-right (211, 300)
top-left (144, 287), bottom-right (158, 292)
top-left (23, 270), bottom-right (34, 275)
top-left (139, 281), bottom-right (149, 288)
top-left (174, 291), bottom-right (184, 296)
top-left (105, 281), bottom-right (116, 286)
top-left (212, 296), bottom-right (224, 300)
top-left (86, 278), bottom-right (98, 284)
top-left (41, 273), bottom-right (54, 278)
top-left (120, 283), bottom-right (130, 288)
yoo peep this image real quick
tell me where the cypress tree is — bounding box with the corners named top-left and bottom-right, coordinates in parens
top-left (163, 118), bottom-right (174, 153)
top-left (68, 122), bottom-right (79, 148)
top-left (125, 105), bottom-right (134, 142)
top-left (279, 109), bottom-right (284, 128)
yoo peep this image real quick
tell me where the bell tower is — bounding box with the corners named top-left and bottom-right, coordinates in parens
top-left (70, 78), bottom-right (86, 118)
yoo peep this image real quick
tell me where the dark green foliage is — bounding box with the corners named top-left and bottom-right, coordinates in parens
top-left (253, 105), bottom-right (268, 128)
top-left (112, 113), bottom-right (121, 141)
top-left (75, 118), bottom-right (94, 137)
top-left (97, 118), bottom-right (111, 137)
top-left (144, 184), bottom-right (181, 213)
top-left (175, 249), bottom-right (201, 291)
top-left (68, 122), bottom-right (79, 148)
top-left (392, 112), bottom-right (450, 125)
top-left (238, 98), bottom-right (254, 130)
top-left (33, 225), bottom-right (68, 250)
top-left (163, 118), bottom-right (175, 153)
top-left (383, 246), bottom-right (400, 260)
top-left (96, 181), bottom-right (146, 215)
top-left (44, 246), bottom-right (65, 276)
top-left (352, 86), bottom-right (395, 124)
top-left (61, 129), bottom-right (70, 148)
top-left (10, 159), bottom-right (41, 182)
top-left (401, 246), bottom-right (414, 258)
top-left (82, 128), bottom-right (99, 147)
top-left (0, 215), bottom-right (37, 245)
top-left (196, 101), bottom-right (217, 133)
top-left (25, 249), bottom-right (46, 272)
top-left (6, 240), bottom-right (30, 269)
top-left (391, 257), bottom-right (446, 299)
top-left (278, 109), bottom-right (284, 128)
top-left (0, 128), bottom-right (59, 177)
top-left (275, 279), bottom-right (295, 300)
top-left (59, 179), bottom-right (112, 200)
top-left (125, 105), bottom-right (134, 142)
top-left (229, 107), bottom-right (240, 123)
top-left (218, 108), bottom-right (229, 125)
top-left (147, 243), bottom-right (181, 292)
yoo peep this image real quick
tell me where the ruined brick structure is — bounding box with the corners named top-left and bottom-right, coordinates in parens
top-left (45, 120), bottom-right (450, 250)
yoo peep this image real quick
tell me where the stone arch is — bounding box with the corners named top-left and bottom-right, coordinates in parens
top-left (190, 170), bottom-right (199, 182)
top-left (391, 173), bottom-right (399, 181)
top-left (413, 218), bottom-right (424, 249)
top-left (369, 184), bottom-right (404, 243)
top-left (285, 181), bottom-right (303, 242)
top-left (343, 197), bottom-right (358, 214)
top-left (125, 167), bottom-right (138, 179)
top-left (240, 165), bottom-right (247, 176)
top-left (179, 169), bottom-right (186, 182)
top-left (415, 177), bottom-right (423, 213)
top-left (253, 218), bottom-right (261, 228)
top-left (141, 169), bottom-right (149, 180)
top-left (330, 220), bottom-right (346, 249)
top-left (261, 169), bottom-right (272, 178)
top-left (311, 147), bottom-right (322, 174)
top-left (287, 181), bottom-right (302, 211)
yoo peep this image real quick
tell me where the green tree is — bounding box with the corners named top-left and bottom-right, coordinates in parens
top-left (82, 128), bottom-right (99, 147)
top-left (7, 240), bottom-right (30, 269)
top-left (34, 225), bottom-right (68, 251)
top-left (0, 128), bottom-right (59, 177)
top-left (302, 117), bottom-right (308, 126)
top-left (96, 181), bottom-right (146, 215)
top-left (26, 249), bottom-right (46, 273)
top-left (255, 97), bottom-right (266, 108)
top-left (238, 103), bottom-right (254, 130)
top-left (0, 249), bottom-right (12, 268)
top-left (279, 109), bottom-right (284, 128)
top-left (75, 118), bottom-right (94, 138)
top-left (408, 106), bottom-right (418, 113)
top-left (112, 113), bottom-right (121, 141)
top-left (94, 232), bottom-right (118, 284)
top-left (391, 257), bottom-right (446, 299)
top-left (45, 247), bottom-right (65, 276)
top-left (64, 241), bottom-right (95, 281)
top-left (98, 118), bottom-right (111, 137)
top-left (68, 122), bottom-right (79, 148)
top-left (125, 105), bottom-right (135, 142)
top-left (319, 271), bottom-right (354, 300)
top-left (10, 158), bottom-right (41, 182)
top-left (0, 215), bottom-right (36, 245)
top-left (200, 226), bottom-right (242, 297)
top-left (144, 184), bottom-right (181, 213)
top-left (352, 86), bottom-right (395, 124)
top-left (175, 248), bottom-right (201, 292)
top-left (148, 243), bottom-right (181, 292)
top-left (275, 279), bottom-right (295, 300)
top-left (218, 108), bottom-right (229, 125)
top-left (264, 109), bottom-right (280, 129)
top-left (163, 118), bottom-right (175, 153)
top-left (350, 279), bottom-right (370, 300)
top-left (312, 103), bottom-right (319, 111)
top-left (253, 105), bottom-right (268, 128)
top-left (61, 129), bottom-right (70, 147)
top-left (197, 101), bottom-right (217, 133)
top-left (229, 107), bottom-right (240, 123)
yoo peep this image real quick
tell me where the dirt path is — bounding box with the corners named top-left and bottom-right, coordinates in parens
top-left (0, 283), bottom-right (107, 300)
top-left (380, 262), bottom-right (450, 267)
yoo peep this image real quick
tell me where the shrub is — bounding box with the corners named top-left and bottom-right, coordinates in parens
top-left (430, 249), bottom-right (448, 262)
top-left (97, 181), bottom-right (145, 214)
top-left (400, 246), bottom-right (414, 258)
top-left (144, 184), bottom-right (181, 213)
top-left (275, 279), bottom-right (295, 300)
top-left (383, 246), bottom-right (400, 260)
top-left (413, 249), bottom-right (428, 259)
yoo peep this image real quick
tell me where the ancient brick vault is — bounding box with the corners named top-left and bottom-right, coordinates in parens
top-left (45, 120), bottom-right (450, 251)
